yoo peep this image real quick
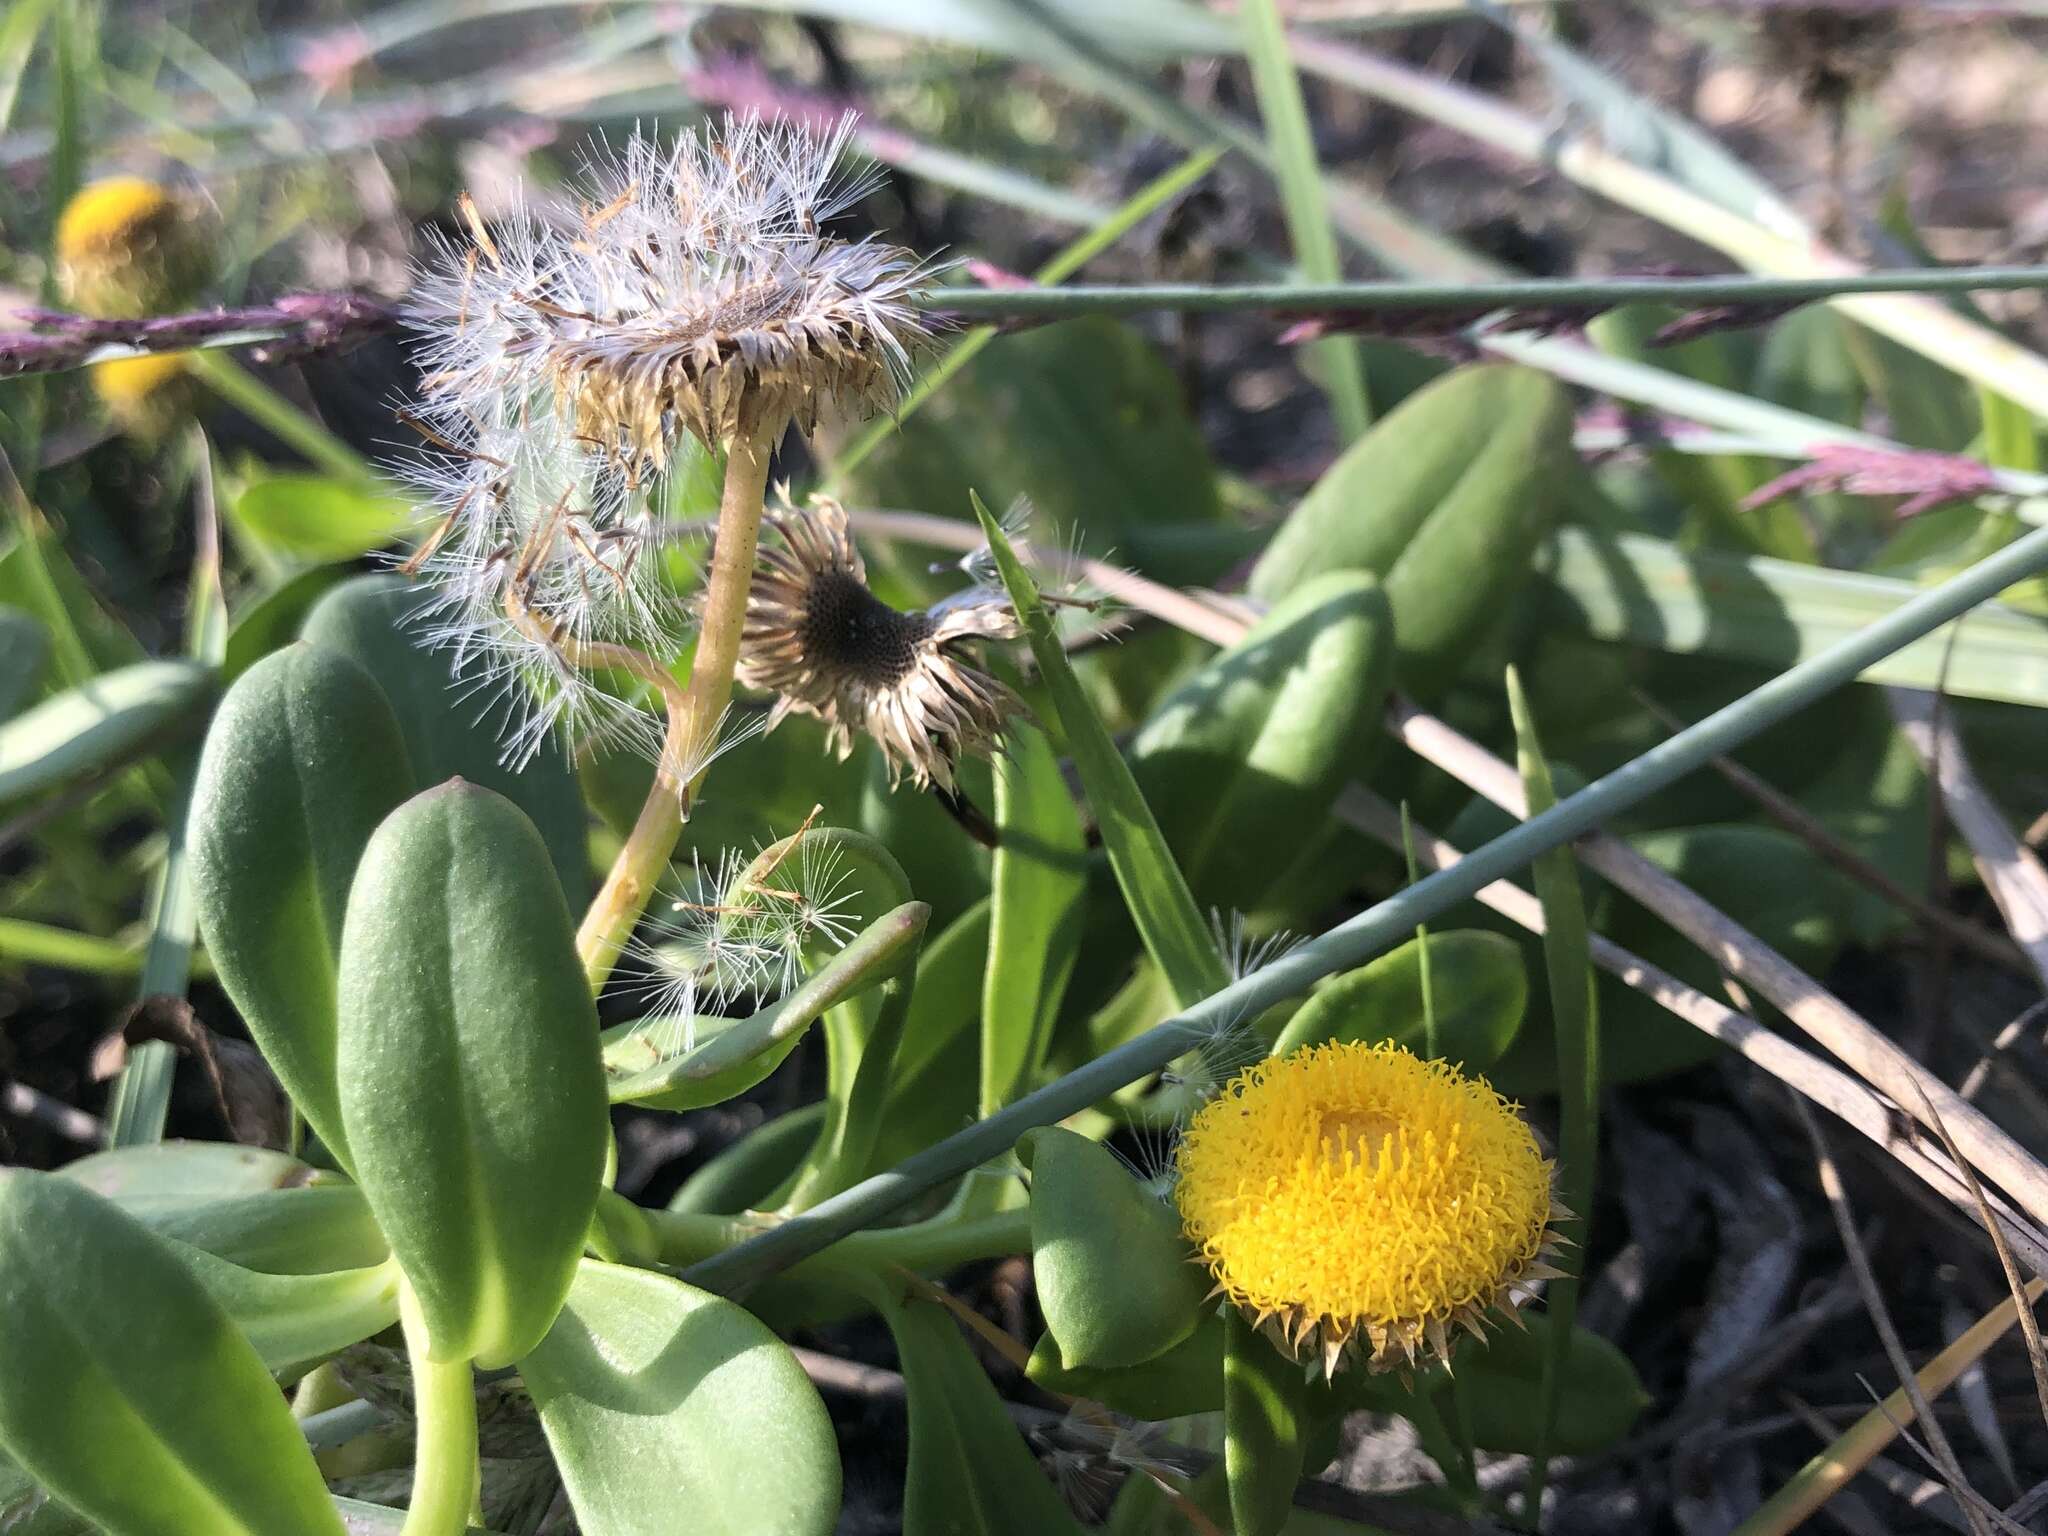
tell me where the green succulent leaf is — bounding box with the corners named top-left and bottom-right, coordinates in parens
top-left (108, 1184), bottom-right (388, 1274)
top-left (522, 1260), bottom-right (841, 1536)
top-left (983, 723), bottom-right (1087, 1112)
top-left (1250, 363), bottom-right (1575, 696)
top-left (57, 1139), bottom-right (322, 1201)
top-left (1021, 1126), bottom-right (1209, 1370)
top-left (666, 1102), bottom-right (829, 1216)
top-left (0, 657), bottom-right (213, 805)
top-left (176, 1248), bottom-right (401, 1373)
top-left (1224, 1309), bottom-right (1308, 1536)
top-left (300, 573), bottom-right (589, 900)
top-left (1272, 929), bottom-right (1527, 1067)
top-left (867, 1277), bottom-right (1088, 1536)
top-left (0, 1170), bottom-right (345, 1536)
top-left (1024, 1310), bottom-right (1226, 1419)
top-left (1131, 570), bottom-right (1393, 915)
top-left (337, 781), bottom-right (608, 1368)
top-left (1363, 1314), bottom-right (1647, 1457)
top-left (191, 644), bottom-right (415, 1167)
top-left (233, 475), bottom-right (416, 565)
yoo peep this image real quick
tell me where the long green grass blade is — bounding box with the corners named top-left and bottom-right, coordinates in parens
top-left (684, 506), bottom-right (2048, 1298)
top-left (1238, 0), bottom-right (1370, 437)
top-left (104, 501), bottom-right (227, 1147)
top-left (1505, 666), bottom-right (1597, 1518)
top-left (971, 494), bottom-right (1227, 1008)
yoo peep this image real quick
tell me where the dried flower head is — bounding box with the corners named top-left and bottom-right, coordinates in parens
top-left (406, 115), bottom-right (938, 463)
top-left (56, 177), bottom-right (214, 319)
top-left (736, 495), bottom-right (1023, 791)
top-left (1174, 1039), bottom-right (1566, 1378)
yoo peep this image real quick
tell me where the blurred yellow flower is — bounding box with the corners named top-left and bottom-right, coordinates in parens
top-left (56, 177), bottom-right (212, 318)
top-left (92, 352), bottom-right (193, 437)
top-left (1174, 1039), bottom-right (1564, 1377)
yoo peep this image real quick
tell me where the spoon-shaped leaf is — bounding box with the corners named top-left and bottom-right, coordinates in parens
top-left (0, 1171), bottom-right (345, 1536)
top-left (337, 780), bottom-right (607, 1368)
top-left (192, 644), bottom-right (415, 1168)
top-left (522, 1260), bottom-right (841, 1536)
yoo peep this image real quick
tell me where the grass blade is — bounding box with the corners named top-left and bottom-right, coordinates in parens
top-left (1505, 666), bottom-right (1598, 1519)
top-left (970, 493), bottom-right (1227, 1008)
top-left (104, 461), bottom-right (227, 1147)
top-left (1238, 0), bottom-right (1370, 437)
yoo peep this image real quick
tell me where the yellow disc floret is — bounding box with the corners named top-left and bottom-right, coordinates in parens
top-left (1174, 1039), bottom-right (1562, 1377)
top-left (56, 177), bottom-right (212, 318)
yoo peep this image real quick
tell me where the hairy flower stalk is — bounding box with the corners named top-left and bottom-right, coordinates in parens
top-left (399, 115), bottom-right (936, 988)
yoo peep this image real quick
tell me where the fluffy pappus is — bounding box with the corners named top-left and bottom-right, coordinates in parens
top-left (406, 115), bottom-right (940, 463)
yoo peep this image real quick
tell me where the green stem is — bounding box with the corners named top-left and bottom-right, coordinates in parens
top-left (644, 1206), bottom-right (1030, 1281)
top-left (682, 516), bottom-right (2048, 1297)
top-left (573, 426), bottom-right (776, 989)
top-left (924, 266), bottom-right (2048, 320)
top-left (184, 350), bottom-right (379, 485)
top-left (398, 1281), bottom-right (480, 1536)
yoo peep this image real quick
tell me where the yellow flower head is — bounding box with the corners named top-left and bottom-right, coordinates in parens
top-left (92, 352), bottom-right (193, 437)
top-left (56, 177), bottom-right (213, 318)
top-left (1174, 1039), bottom-right (1564, 1377)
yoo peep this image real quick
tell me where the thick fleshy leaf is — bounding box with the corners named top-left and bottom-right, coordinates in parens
top-left (1272, 929), bottom-right (1527, 1067)
top-left (176, 1248), bottom-right (400, 1373)
top-left (666, 1103), bottom-right (829, 1215)
top-left (0, 658), bottom-right (213, 804)
top-left (1022, 1127), bottom-right (1209, 1370)
top-left (1131, 570), bottom-right (1393, 914)
top-left (870, 1278), bottom-right (1088, 1536)
top-left (982, 724), bottom-right (1087, 1112)
top-left (523, 1260), bottom-right (841, 1536)
top-left (1224, 1310), bottom-right (1308, 1536)
top-left (1024, 1310), bottom-right (1226, 1419)
top-left (0, 1171), bottom-right (344, 1536)
top-left (110, 1184), bottom-right (387, 1275)
top-left (57, 1140), bottom-right (319, 1201)
top-left (337, 781), bottom-right (608, 1368)
top-left (1250, 363), bottom-right (1574, 696)
top-left (300, 573), bottom-right (589, 900)
top-left (191, 644), bottom-right (415, 1166)
top-left (234, 475), bottom-right (415, 565)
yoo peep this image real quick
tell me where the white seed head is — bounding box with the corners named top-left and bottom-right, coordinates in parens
top-left (407, 114), bottom-right (940, 461)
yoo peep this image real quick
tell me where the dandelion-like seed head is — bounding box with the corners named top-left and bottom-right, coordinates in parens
top-left (1174, 1039), bottom-right (1565, 1379)
top-left (736, 495), bottom-right (1024, 791)
top-left (56, 177), bottom-right (214, 318)
top-left (407, 115), bottom-right (938, 464)
top-left (399, 402), bottom-right (687, 772)
top-left (621, 823), bottom-right (862, 1062)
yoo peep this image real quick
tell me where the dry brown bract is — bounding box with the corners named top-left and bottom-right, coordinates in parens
top-left (736, 497), bottom-right (1023, 791)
